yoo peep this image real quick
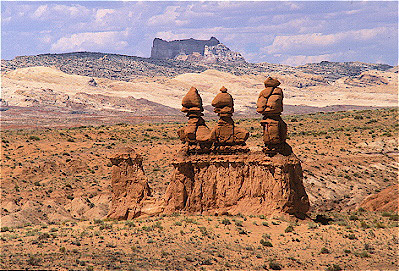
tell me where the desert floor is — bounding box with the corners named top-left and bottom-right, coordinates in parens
top-left (1, 108), bottom-right (398, 270)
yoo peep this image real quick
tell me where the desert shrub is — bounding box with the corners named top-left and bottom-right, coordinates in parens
top-left (285, 225), bottom-right (294, 233)
top-left (375, 222), bottom-right (385, 228)
top-left (221, 218), bottom-right (231, 225)
top-left (262, 233), bottom-right (271, 240)
top-left (347, 234), bottom-right (357, 240)
top-left (38, 233), bottom-right (50, 240)
top-left (235, 220), bottom-right (243, 227)
top-left (349, 214), bottom-right (358, 221)
top-left (28, 136), bottom-right (40, 141)
top-left (360, 221), bottom-right (370, 229)
top-left (326, 264), bottom-right (342, 271)
top-left (260, 239), bottom-right (273, 247)
top-left (262, 221), bottom-right (269, 227)
top-left (27, 256), bottom-right (41, 266)
top-left (125, 221), bottom-right (136, 227)
top-left (1, 227), bottom-right (11, 232)
top-left (355, 251), bottom-right (370, 258)
top-left (183, 217), bottom-right (198, 224)
top-left (320, 247), bottom-right (330, 254)
top-left (268, 260), bottom-right (282, 270)
top-left (198, 226), bottom-right (209, 237)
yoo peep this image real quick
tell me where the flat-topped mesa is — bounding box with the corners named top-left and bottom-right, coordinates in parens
top-left (257, 77), bottom-right (292, 156)
top-left (151, 37), bottom-right (220, 59)
top-left (177, 87), bottom-right (212, 154)
top-left (151, 37), bottom-right (246, 63)
top-left (210, 86), bottom-right (249, 153)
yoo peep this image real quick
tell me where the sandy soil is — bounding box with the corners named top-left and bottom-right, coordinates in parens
top-left (1, 108), bottom-right (398, 270)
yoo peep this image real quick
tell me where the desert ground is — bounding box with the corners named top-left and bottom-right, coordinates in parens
top-left (1, 107), bottom-right (398, 270)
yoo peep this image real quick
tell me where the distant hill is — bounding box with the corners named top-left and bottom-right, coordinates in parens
top-left (1, 52), bottom-right (397, 128)
top-left (1, 52), bottom-right (393, 82)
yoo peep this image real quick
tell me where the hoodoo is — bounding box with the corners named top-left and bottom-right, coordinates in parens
top-left (164, 81), bottom-right (309, 217)
top-left (108, 80), bottom-right (310, 218)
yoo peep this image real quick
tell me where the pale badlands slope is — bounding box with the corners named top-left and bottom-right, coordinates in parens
top-left (1, 66), bottom-right (397, 113)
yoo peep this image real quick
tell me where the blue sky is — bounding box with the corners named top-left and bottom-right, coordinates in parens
top-left (1, 1), bottom-right (398, 66)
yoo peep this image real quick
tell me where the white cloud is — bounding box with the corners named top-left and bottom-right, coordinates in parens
top-left (147, 6), bottom-right (188, 26)
top-left (39, 35), bottom-right (52, 44)
top-left (282, 54), bottom-right (335, 66)
top-left (265, 27), bottom-right (390, 54)
top-left (32, 5), bottom-right (48, 19)
top-left (30, 4), bottom-right (90, 21)
top-left (50, 31), bottom-right (129, 52)
top-left (95, 9), bottom-right (115, 22)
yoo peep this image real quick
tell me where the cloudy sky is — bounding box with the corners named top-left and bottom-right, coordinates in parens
top-left (1, 1), bottom-right (398, 66)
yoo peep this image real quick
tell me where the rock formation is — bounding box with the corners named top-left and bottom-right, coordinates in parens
top-left (163, 152), bottom-right (309, 217)
top-left (107, 148), bottom-right (151, 220)
top-left (162, 83), bottom-right (309, 218)
top-left (359, 185), bottom-right (398, 212)
top-left (151, 37), bottom-right (245, 63)
top-left (107, 81), bottom-right (310, 219)
top-left (177, 87), bottom-right (212, 154)
top-left (256, 77), bottom-right (291, 155)
top-left (151, 37), bottom-right (220, 60)
top-left (210, 86), bottom-right (249, 152)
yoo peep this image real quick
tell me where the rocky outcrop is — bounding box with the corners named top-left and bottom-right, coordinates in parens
top-left (202, 44), bottom-right (245, 63)
top-left (151, 37), bottom-right (220, 59)
top-left (107, 148), bottom-right (151, 220)
top-left (359, 185), bottom-right (398, 212)
top-left (163, 152), bottom-right (309, 217)
top-left (2, 51), bottom-right (393, 80)
top-left (175, 44), bottom-right (246, 64)
top-left (151, 37), bottom-right (245, 64)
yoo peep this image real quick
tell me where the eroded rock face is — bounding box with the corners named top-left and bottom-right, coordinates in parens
top-left (359, 185), bottom-right (398, 212)
top-left (163, 152), bottom-right (310, 217)
top-left (107, 148), bottom-right (151, 220)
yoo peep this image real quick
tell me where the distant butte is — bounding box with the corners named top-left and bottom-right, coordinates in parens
top-left (150, 37), bottom-right (246, 63)
top-left (151, 37), bottom-right (220, 59)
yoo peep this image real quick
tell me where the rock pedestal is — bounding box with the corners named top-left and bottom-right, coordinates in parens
top-left (107, 148), bottom-right (151, 220)
top-left (163, 152), bottom-right (309, 217)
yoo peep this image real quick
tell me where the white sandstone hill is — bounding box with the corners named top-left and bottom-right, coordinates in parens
top-left (2, 66), bottom-right (397, 117)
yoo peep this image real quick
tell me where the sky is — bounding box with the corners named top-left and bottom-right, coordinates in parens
top-left (1, 1), bottom-right (398, 66)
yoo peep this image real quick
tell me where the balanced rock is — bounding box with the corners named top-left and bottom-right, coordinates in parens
top-left (163, 152), bottom-right (309, 217)
top-left (211, 86), bottom-right (234, 115)
top-left (210, 87), bottom-right (249, 150)
top-left (178, 87), bottom-right (212, 153)
top-left (107, 148), bottom-right (151, 220)
top-left (257, 77), bottom-right (289, 155)
top-left (181, 86), bottom-right (203, 113)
